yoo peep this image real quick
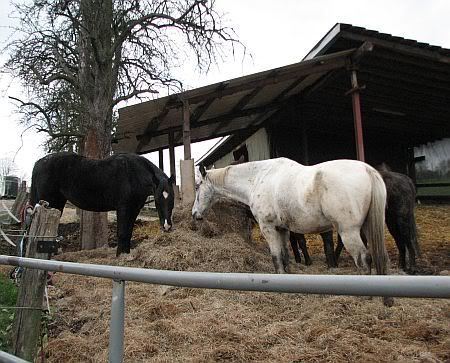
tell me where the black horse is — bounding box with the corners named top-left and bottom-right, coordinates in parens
top-left (291, 166), bottom-right (420, 273)
top-left (30, 152), bottom-right (175, 256)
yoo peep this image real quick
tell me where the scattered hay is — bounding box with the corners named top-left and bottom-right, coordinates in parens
top-left (7, 204), bottom-right (449, 362)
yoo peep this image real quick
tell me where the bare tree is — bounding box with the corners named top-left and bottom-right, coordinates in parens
top-left (0, 157), bottom-right (18, 177)
top-left (4, 0), bottom-right (241, 249)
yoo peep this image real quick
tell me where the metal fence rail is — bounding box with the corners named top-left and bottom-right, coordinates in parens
top-left (0, 350), bottom-right (29, 363)
top-left (1, 254), bottom-right (450, 363)
top-left (1, 255), bottom-right (449, 297)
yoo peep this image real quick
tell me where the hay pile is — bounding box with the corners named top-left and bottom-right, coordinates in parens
top-left (36, 204), bottom-right (450, 361)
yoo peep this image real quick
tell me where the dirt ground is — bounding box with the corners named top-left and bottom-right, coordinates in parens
top-left (2, 202), bottom-right (449, 362)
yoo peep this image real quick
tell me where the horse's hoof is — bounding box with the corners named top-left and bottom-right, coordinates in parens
top-left (383, 297), bottom-right (395, 307)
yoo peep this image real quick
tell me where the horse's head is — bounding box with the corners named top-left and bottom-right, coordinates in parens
top-left (192, 164), bottom-right (215, 221)
top-left (154, 175), bottom-right (175, 232)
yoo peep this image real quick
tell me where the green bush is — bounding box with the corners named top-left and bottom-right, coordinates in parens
top-left (0, 274), bottom-right (17, 351)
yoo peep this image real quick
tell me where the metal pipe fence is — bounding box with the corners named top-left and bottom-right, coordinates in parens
top-left (1, 254), bottom-right (449, 363)
top-left (0, 350), bottom-right (29, 363)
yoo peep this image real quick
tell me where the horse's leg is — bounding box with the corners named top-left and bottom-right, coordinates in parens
top-left (260, 224), bottom-right (289, 273)
top-left (321, 231), bottom-right (337, 268)
top-left (125, 207), bottom-right (142, 253)
top-left (405, 237), bottom-right (417, 274)
top-left (403, 216), bottom-right (418, 274)
top-left (338, 228), bottom-right (372, 274)
top-left (335, 234), bottom-right (344, 261)
top-left (296, 233), bottom-right (312, 266)
top-left (280, 230), bottom-right (290, 273)
top-left (289, 232), bottom-right (302, 264)
top-left (116, 206), bottom-right (139, 256)
top-left (116, 207), bottom-right (126, 256)
top-left (386, 217), bottom-right (407, 272)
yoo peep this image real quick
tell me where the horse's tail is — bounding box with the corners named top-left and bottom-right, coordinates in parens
top-left (363, 168), bottom-right (389, 276)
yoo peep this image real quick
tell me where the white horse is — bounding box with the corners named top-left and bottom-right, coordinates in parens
top-left (192, 158), bottom-right (390, 277)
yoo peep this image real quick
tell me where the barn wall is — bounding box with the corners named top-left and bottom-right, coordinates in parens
top-left (414, 138), bottom-right (450, 197)
top-left (270, 123), bottom-right (413, 175)
top-left (214, 128), bottom-right (270, 168)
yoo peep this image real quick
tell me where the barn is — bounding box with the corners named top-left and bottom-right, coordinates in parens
top-left (114, 23), bottom-right (450, 201)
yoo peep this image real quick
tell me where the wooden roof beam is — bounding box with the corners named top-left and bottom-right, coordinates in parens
top-left (136, 83), bottom-right (228, 151)
top-left (131, 48), bottom-right (357, 119)
top-left (135, 102), bottom-right (173, 153)
top-left (191, 82), bottom-right (228, 123)
top-left (206, 84), bottom-right (266, 136)
top-left (182, 49), bottom-right (354, 105)
top-left (138, 100), bottom-right (287, 141)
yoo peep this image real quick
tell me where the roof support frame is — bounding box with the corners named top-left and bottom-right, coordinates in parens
top-left (182, 100), bottom-right (191, 160)
top-left (340, 30), bottom-right (450, 65)
top-left (131, 49), bottom-right (358, 141)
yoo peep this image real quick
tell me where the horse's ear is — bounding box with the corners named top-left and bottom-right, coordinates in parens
top-left (199, 163), bottom-right (207, 178)
top-left (168, 174), bottom-right (175, 185)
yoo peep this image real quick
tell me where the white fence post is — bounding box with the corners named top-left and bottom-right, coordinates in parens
top-left (109, 280), bottom-right (125, 363)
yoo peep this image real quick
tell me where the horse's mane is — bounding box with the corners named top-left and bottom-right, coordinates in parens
top-left (207, 167), bottom-right (230, 186)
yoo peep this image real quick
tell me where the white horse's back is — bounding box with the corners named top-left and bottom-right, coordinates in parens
top-left (248, 158), bottom-right (379, 235)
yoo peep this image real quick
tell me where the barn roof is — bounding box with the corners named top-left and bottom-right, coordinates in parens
top-left (113, 23), bottom-right (450, 158)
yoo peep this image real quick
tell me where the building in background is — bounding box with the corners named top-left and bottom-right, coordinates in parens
top-left (0, 176), bottom-right (20, 199)
top-left (114, 24), bottom-right (450, 201)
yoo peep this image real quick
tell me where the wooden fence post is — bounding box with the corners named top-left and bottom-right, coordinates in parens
top-left (11, 182), bottom-right (28, 222)
top-left (12, 204), bottom-right (60, 361)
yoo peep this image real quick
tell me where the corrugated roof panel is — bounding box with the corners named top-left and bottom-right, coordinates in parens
top-left (244, 79), bottom-right (295, 109)
top-left (198, 89), bottom-right (254, 121)
top-left (282, 73), bottom-right (327, 99)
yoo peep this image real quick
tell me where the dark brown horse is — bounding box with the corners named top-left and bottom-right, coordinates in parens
top-left (291, 166), bottom-right (420, 273)
top-left (31, 152), bottom-right (175, 256)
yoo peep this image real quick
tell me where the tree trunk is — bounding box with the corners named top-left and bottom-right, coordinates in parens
top-left (78, 0), bottom-right (115, 250)
top-left (80, 129), bottom-right (109, 250)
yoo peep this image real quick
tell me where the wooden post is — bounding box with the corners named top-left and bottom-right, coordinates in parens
top-left (168, 132), bottom-right (176, 180)
top-left (181, 100), bottom-right (195, 205)
top-left (11, 188), bottom-right (29, 223)
top-left (182, 100), bottom-right (192, 160)
top-left (180, 159), bottom-right (195, 206)
top-left (13, 204), bottom-right (60, 361)
top-left (158, 149), bottom-right (164, 171)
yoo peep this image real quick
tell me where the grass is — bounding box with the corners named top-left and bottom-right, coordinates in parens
top-left (0, 273), bottom-right (17, 351)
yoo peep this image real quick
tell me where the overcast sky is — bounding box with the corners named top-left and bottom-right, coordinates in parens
top-left (1, 0), bottom-right (449, 181)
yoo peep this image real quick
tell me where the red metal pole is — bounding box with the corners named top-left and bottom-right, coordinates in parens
top-left (350, 70), bottom-right (365, 162)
